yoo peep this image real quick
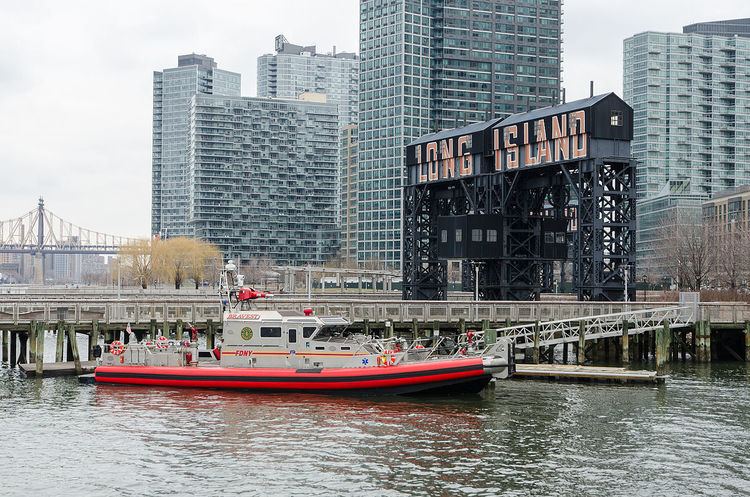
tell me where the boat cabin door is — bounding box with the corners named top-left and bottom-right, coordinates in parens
top-left (286, 327), bottom-right (301, 367)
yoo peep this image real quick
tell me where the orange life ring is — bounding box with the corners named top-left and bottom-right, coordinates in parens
top-left (110, 341), bottom-right (125, 356)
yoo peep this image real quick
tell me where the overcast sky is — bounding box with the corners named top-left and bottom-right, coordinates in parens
top-left (0, 0), bottom-right (747, 237)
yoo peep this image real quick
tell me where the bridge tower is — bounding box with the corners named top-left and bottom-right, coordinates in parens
top-left (33, 197), bottom-right (46, 284)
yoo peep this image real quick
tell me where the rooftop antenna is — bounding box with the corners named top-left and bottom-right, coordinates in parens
top-left (590, 81), bottom-right (594, 98)
top-left (562, 88), bottom-right (566, 104)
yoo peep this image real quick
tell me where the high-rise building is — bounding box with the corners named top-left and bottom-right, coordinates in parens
top-left (358, 0), bottom-right (562, 268)
top-left (257, 35), bottom-right (359, 125)
top-left (187, 94), bottom-right (340, 264)
top-left (624, 25), bottom-right (750, 277)
top-left (258, 35), bottom-right (359, 262)
top-left (152, 54), bottom-right (241, 238)
top-left (684, 18), bottom-right (750, 38)
top-left (340, 124), bottom-right (358, 263)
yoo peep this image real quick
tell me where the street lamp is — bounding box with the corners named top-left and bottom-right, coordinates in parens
top-left (473, 262), bottom-right (483, 301)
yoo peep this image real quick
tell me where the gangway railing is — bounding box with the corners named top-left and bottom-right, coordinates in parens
top-left (494, 306), bottom-right (696, 349)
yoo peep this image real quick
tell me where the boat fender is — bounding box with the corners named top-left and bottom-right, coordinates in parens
top-left (185, 352), bottom-right (193, 364)
top-left (110, 341), bottom-right (125, 356)
top-left (213, 346), bottom-right (221, 360)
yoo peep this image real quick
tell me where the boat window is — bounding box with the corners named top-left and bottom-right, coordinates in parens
top-left (340, 346), bottom-right (350, 351)
top-left (260, 327), bottom-right (282, 338)
top-left (288, 329), bottom-right (297, 343)
top-left (314, 325), bottom-right (348, 340)
top-left (303, 327), bottom-right (317, 338)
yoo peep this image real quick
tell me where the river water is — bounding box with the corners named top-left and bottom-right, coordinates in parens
top-left (1, 362), bottom-right (749, 497)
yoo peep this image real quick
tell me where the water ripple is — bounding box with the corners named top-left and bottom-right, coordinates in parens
top-left (1, 363), bottom-right (749, 496)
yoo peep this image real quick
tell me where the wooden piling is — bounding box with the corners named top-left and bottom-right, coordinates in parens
top-left (29, 321), bottom-right (37, 364)
top-left (1, 330), bottom-right (8, 365)
top-left (621, 320), bottom-right (630, 365)
top-left (18, 331), bottom-right (28, 364)
top-left (176, 319), bottom-right (184, 340)
top-left (655, 322), bottom-right (670, 368)
top-left (67, 325), bottom-right (82, 375)
top-left (604, 337), bottom-right (610, 363)
top-left (745, 321), bottom-right (750, 362)
top-left (385, 321), bottom-right (394, 339)
top-left (35, 323), bottom-right (45, 377)
top-left (458, 318), bottom-right (466, 336)
top-left (90, 321), bottom-right (99, 360)
top-left (484, 327), bottom-right (497, 345)
top-left (532, 320), bottom-right (540, 364)
top-left (577, 321), bottom-right (586, 364)
top-left (562, 342), bottom-right (569, 364)
top-left (10, 331), bottom-right (18, 367)
top-left (696, 321), bottom-right (712, 363)
top-left (149, 319), bottom-right (156, 340)
top-left (206, 319), bottom-right (215, 349)
top-left (66, 324), bottom-right (74, 362)
top-left (547, 344), bottom-right (555, 364)
top-left (55, 321), bottom-right (65, 362)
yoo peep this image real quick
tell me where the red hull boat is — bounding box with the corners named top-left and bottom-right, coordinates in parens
top-left (95, 356), bottom-right (493, 395)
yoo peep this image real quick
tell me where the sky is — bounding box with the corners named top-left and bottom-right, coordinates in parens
top-left (0, 0), bottom-right (747, 238)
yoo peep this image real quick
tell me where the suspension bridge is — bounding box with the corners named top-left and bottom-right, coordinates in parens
top-left (0, 198), bottom-right (138, 256)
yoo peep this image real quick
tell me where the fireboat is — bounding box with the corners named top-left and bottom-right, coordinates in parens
top-left (94, 262), bottom-right (513, 395)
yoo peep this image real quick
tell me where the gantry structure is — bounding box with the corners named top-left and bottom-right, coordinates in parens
top-left (403, 93), bottom-right (636, 301)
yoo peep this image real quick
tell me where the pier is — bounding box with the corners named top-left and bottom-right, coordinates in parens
top-left (1, 296), bottom-right (749, 377)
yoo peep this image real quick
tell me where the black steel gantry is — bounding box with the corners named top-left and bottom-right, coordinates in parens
top-left (403, 93), bottom-right (636, 301)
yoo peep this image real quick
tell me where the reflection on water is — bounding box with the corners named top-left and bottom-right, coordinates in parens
top-left (1, 363), bottom-right (749, 496)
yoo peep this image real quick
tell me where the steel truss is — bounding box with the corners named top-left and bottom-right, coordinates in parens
top-left (403, 158), bottom-right (636, 301)
top-left (0, 198), bottom-right (137, 255)
top-left (493, 305), bottom-right (695, 349)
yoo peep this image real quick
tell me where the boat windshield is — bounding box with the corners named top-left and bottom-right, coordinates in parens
top-left (313, 325), bottom-right (349, 341)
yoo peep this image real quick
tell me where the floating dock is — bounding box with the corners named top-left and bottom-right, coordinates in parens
top-left (513, 364), bottom-right (664, 384)
top-left (19, 361), bottom-right (97, 378)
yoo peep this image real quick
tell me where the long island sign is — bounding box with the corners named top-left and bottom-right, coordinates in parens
top-left (405, 93), bottom-right (632, 186)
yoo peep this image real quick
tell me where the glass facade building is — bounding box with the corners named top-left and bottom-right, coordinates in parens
top-left (358, 0), bottom-right (562, 268)
top-left (340, 124), bottom-right (359, 263)
top-left (187, 95), bottom-right (340, 264)
top-left (257, 35), bottom-right (359, 126)
top-left (152, 54), bottom-right (241, 238)
top-left (624, 27), bottom-right (750, 277)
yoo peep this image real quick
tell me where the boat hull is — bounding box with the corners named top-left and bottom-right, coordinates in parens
top-left (94, 357), bottom-right (492, 395)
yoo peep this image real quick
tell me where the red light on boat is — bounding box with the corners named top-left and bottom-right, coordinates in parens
top-left (303, 308), bottom-right (314, 316)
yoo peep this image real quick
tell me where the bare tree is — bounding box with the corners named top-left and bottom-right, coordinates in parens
top-left (118, 239), bottom-right (154, 289)
top-left (244, 256), bottom-right (274, 287)
top-left (660, 210), bottom-right (716, 291)
top-left (713, 221), bottom-right (750, 295)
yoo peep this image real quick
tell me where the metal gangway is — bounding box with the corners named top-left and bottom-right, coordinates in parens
top-left (494, 305), bottom-right (697, 349)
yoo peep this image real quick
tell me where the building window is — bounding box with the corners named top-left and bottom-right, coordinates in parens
top-left (455, 229), bottom-right (463, 242)
top-left (611, 111), bottom-right (623, 126)
top-left (472, 229), bottom-right (483, 242)
top-left (441, 229), bottom-right (448, 243)
top-left (487, 229), bottom-right (498, 242)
